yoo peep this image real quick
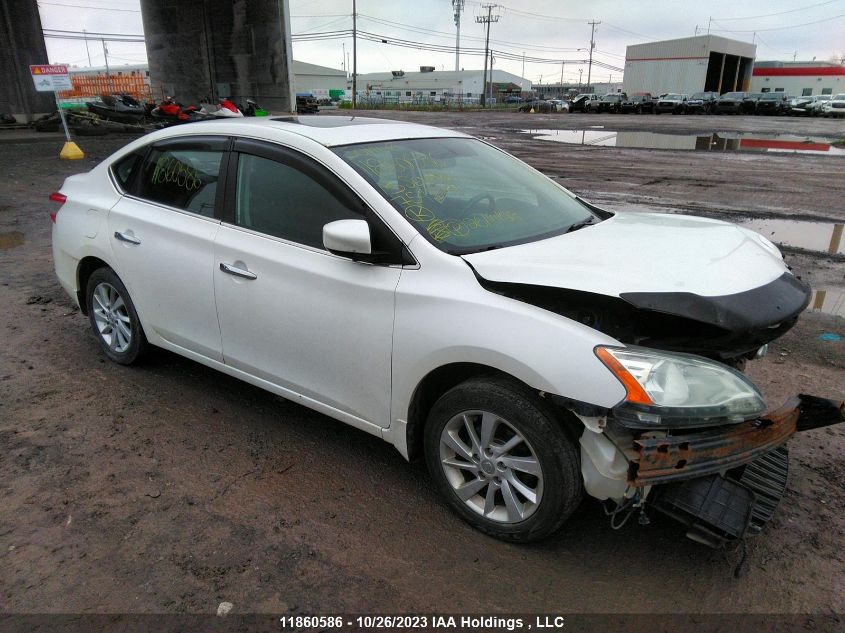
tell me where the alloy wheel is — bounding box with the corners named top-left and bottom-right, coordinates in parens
top-left (91, 282), bottom-right (132, 353)
top-left (439, 410), bottom-right (543, 523)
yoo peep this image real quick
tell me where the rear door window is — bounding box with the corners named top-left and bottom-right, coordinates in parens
top-left (135, 137), bottom-right (227, 217)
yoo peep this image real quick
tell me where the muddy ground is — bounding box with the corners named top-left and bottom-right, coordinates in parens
top-left (1, 112), bottom-right (844, 623)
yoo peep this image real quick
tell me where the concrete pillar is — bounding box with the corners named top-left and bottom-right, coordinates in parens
top-left (0, 0), bottom-right (54, 122)
top-left (140, 0), bottom-right (295, 113)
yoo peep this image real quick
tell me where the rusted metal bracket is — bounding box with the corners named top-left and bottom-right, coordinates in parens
top-left (629, 394), bottom-right (843, 486)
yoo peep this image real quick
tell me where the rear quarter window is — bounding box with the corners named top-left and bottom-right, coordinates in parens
top-left (110, 148), bottom-right (146, 191)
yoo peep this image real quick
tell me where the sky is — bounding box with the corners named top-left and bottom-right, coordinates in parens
top-left (39, 0), bottom-right (845, 84)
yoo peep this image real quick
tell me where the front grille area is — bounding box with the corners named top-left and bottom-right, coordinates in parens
top-left (737, 445), bottom-right (789, 534)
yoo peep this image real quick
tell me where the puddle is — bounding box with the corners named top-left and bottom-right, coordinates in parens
top-left (0, 231), bottom-right (24, 250)
top-left (522, 129), bottom-right (845, 155)
top-left (738, 219), bottom-right (843, 255)
top-left (809, 288), bottom-right (845, 318)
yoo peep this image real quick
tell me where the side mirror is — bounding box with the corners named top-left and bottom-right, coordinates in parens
top-left (323, 219), bottom-right (372, 258)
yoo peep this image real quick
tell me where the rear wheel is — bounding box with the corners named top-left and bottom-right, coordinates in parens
top-left (424, 377), bottom-right (582, 542)
top-left (86, 267), bottom-right (148, 365)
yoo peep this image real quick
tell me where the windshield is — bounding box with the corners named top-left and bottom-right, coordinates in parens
top-left (664, 94), bottom-right (684, 100)
top-left (333, 138), bottom-right (596, 254)
top-left (691, 93), bottom-right (708, 99)
top-left (722, 92), bottom-right (744, 99)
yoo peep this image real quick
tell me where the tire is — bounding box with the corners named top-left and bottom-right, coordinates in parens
top-left (424, 376), bottom-right (582, 543)
top-left (86, 267), bottom-right (148, 365)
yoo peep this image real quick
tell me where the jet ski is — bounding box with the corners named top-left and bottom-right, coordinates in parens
top-left (85, 94), bottom-right (146, 124)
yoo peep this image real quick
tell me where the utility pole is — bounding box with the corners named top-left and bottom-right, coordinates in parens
top-left (452, 0), bottom-right (465, 72)
top-left (560, 60), bottom-right (564, 87)
top-left (352, 0), bottom-right (357, 108)
top-left (83, 29), bottom-right (91, 66)
top-left (707, 16), bottom-right (712, 34)
top-left (586, 20), bottom-right (600, 93)
top-left (476, 4), bottom-right (499, 108)
top-left (101, 38), bottom-right (113, 92)
top-left (342, 42), bottom-right (346, 76)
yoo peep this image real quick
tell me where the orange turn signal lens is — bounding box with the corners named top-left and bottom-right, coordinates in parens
top-left (595, 347), bottom-right (654, 406)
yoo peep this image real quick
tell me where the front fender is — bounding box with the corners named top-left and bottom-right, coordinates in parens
top-left (388, 261), bottom-right (627, 456)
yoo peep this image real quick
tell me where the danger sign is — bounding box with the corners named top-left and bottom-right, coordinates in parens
top-left (30, 65), bottom-right (72, 92)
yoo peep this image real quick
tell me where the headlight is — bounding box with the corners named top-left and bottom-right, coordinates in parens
top-left (595, 346), bottom-right (767, 428)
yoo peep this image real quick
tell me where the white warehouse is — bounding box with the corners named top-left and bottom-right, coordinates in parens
top-left (623, 35), bottom-right (757, 96)
top-left (750, 61), bottom-right (845, 96)
top-left (353, 67), bottom-right (531, 104)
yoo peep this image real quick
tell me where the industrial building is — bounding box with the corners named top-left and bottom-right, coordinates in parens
top-left (353, 67), bottom-right (531, 104)
top-left (623, 35), bottom-right (757, 96)
top-left (293, 60), bottom-right (347, 99)
top-left (750, 61), bottom-right (845, 96)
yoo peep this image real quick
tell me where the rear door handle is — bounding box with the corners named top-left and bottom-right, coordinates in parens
top-left (114, 231), bottom-right (141, 245)
top-left (219, 262), bottom-right (257, 280)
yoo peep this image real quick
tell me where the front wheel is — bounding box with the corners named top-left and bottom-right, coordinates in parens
top-left (424, 377), bottom-right (582, 542)
top-left (86, 267), bottom-right (148, 365)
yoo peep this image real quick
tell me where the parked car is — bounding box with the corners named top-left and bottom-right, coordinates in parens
top-left (503, 95), bottom-right (524, 103)
top-left (547, 99), bottom-right (569, 112)
top-left (714, 91), bottom-right (748, 114)
top-left (619, 93), bottom-right (654, 114)
top-left (50, 117), bottom-right (843, 546)
top-left (788, 95), bottom-right (817, 116)
top-left (822, 93), bottom-right (845, 117)
top-left (755, 93), bottom-right (789, 115)
top-left (807, 94), bottom-right (832, 116)
top-left (685, 91), bottom-right (719, 114)
top-left (654, 93), bottom-right (688, 114)
top-left (595, 93), bottom-right (627, 113)
top-left (742, 93), bottom-right (766, 114)
top-left (569, 93), bottom-right (601, 113)
top-left (518, 100), bottom-right (557, 113)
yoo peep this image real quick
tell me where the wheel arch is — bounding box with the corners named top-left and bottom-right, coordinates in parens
top-left (76, 255), bottom-right (112, 315)
top-left (403, 362), bottom-right (582, 462)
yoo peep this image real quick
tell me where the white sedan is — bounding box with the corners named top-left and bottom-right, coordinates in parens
top-left (51, 116), bottom-right (841, 545)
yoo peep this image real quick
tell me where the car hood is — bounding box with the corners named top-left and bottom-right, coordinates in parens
top-left (462, 212), bottom-right (791, 298)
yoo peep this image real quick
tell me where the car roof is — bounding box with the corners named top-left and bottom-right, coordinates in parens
top-left (147, 115), bottom-right (468, 148)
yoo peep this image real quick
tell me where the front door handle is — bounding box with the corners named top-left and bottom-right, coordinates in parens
top-left (114, 231), bottom-right (141, 245)
top-left (219, 262), bottom-right (257, 280)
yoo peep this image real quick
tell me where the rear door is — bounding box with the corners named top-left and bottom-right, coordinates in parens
top-left (213, 139), bottom-right (404, 427)
top-left (108, 136), bottom-right (227, 361)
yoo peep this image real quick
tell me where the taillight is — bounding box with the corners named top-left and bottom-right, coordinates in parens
top-left (49, 192), bottom-right (67, 223)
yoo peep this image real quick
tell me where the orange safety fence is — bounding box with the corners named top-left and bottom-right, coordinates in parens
top-left (59, 73), bottom-right (152, 100)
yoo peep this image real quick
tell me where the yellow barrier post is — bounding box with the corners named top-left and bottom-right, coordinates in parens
top-left (55, 92), bottom-right (84, 160)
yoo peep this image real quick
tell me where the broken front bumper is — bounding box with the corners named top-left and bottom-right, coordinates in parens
top-left (606, 395), bottom-right (844, 546)
top-left (626, 395), bottom-right (843, 486)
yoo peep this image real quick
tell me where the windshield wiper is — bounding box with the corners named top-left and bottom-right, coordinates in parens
top-left (565, 217), bottom-right (598, 233)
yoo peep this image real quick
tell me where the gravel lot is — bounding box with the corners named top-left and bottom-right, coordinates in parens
top-left (1, 111), bottom-right (843, 623)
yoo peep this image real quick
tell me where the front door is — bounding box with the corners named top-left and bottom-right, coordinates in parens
top-left (213, 140), bottom-right (402, 427)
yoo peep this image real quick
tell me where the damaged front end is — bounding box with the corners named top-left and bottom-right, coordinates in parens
top-left (575, 395), bottom-right (844, 547)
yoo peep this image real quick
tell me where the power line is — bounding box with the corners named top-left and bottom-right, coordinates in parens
top-left (38, 1), bottom-right (140, 12)
top-left (714, 0), bottom-right (843, 21)
top-left (710, 11), bottom-right (845, 32)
